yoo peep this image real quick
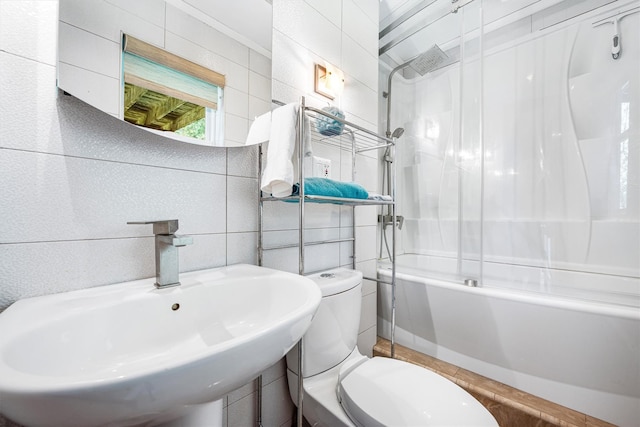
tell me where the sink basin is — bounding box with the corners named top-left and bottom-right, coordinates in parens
top-left (0, 264), bottom-right (321, 427)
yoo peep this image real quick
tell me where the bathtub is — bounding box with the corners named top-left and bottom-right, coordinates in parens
top-left (377, 255), bottom-right (640, 427)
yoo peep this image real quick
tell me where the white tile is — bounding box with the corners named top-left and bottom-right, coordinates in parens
top-left (271, 30), bottom-right (313, 100)
top-left (0, 0), bottom-right (57, 65)
top-left (342, 34), bottom-right (378, 92)
top-left (227, 232), bottom-right (258, 265)
top-left (273, 0), bottom-right (342, 67)
top-left (355, 205), bottom-right (378, 228)
top-left (226, 392), bottom-right (256, 427)
top-left (57, 63), bottom-right (121, 116)
top-left (249, 70), bottom-right (272, 103)
top-left (305, 0), bottom-right (342, 28)
top-left (262, 246), bottom-right (300, 274)
top-left (249, 96), bottom-right (272, 123)
top-left (0, 150), bottom-right (226, 243)
top-left (339, 226), bottom-right (355, 267)
top-left (262, 227), bottom-right (343, 273)
top-left (182, 233), bottom-right (228, 272)
top-left (356, 259), bottom-right (377, 295)
top-left (58, 23), bottom-right (121, 79)
top-left (263, 202), bottom-right (342, 232)
top-left (165, 4), bottom-right (249, 67)
top-left (359, 291), bottom-right (377, 333)
top-left (262, 229), bottom-right (298, 248)
top-left (225, 113), bottom-right (250, 146)
top-left (227, 380), bottom-right (256, 405)
top-left (0, 52), bottom-right (58, 149)
top-left (262, 203), bottom-right (300, 232)
top-left (357, 325), bottom-right (377, 357)
top-left (249, 50), bottom-right (272, 78)
top-left (353, 154), bottom-right (379, 190)
top-left (222, 58), bottom-right (251, 93)
top-left (224, 86), bottom-right (250, 119)
top-left (105, 0), bottom-right (166, 27)
top-left (228, 145), bottom-right (259, 178)
top-left (341, 77), bottom-right (379, 131)
top-left (60, 0), bottom-right (164, 45)
top-left (227, 177), bottom-right (259, 233)
top-left (271, 77), bottom-right (304, 106)
top-left (261, 358), bottom-right (288, 385)
top-left (0, 238), bottom-right (151, 311)
top-left (0, 230), bottom-right (221, 313)
top-left (342, 0), bottom-right (377, 56)
top-left (355, 225), bottom-right (377, 262)
top-left (355, 0), bottom-right (379, 25)
top-left (262, 376), bottom-right (295, 427)
top-left (306, 242), bottom-right (342, 273)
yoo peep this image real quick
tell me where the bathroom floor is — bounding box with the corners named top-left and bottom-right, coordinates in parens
top-left (373, 338), bottom-right (616, 427)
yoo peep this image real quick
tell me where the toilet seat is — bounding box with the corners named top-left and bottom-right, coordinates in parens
top-left (337, 357), bottom-right (498, 427)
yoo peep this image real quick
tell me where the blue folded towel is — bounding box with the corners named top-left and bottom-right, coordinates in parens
top-left (292, 177), bottom-right (368, 199)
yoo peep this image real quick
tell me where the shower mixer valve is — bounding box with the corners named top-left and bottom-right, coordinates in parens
top-left (378, 214), bottom-right (404, 230)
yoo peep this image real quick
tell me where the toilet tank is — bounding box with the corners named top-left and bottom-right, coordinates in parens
top-left (286, 268), bottom-right (363, 377)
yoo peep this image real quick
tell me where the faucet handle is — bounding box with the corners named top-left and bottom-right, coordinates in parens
top-left (172, 235), bottom-right (193, 247)
top-left (127, 220), bottom-right (179, 235)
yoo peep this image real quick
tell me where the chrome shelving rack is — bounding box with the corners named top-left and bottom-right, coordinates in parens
top-left (257, 96), bottom-right (397, 427)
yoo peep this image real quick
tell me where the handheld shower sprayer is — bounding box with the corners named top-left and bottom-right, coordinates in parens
top-left (391, 127), bottom-right (405, 139)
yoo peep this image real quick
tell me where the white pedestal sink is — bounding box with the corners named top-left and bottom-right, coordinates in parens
top-left (0, 264), bottom-right (321, 427)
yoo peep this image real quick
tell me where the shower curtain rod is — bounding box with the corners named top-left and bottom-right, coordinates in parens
top-left (379, 0), bottom-right (439, 39)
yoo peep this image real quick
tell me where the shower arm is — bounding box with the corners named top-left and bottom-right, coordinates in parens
top-left (385, 59), bottom-right (415, 138)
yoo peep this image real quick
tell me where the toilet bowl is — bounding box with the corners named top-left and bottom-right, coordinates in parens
top-left (286, 268), bottom-right (498, 427)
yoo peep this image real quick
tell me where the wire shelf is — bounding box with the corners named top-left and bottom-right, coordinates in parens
top-left (261, 194), bottom-right (394, 206)
top-left (304, 106), bottom-right (394, 153)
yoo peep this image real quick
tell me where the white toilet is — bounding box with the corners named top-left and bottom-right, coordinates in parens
top-left (286, 268), bottom-right (499, 427)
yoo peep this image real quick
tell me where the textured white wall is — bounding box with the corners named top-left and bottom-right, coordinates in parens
top-left (0, 1), bottom-right (286, 426)
top-left (57, 0), bottom-right (272, 146)
top-left (0, 0), bottom-right (381, 426)
top-left (271, 0), bottom-right (381, 357)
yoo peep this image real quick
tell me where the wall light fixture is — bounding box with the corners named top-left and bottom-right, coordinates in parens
top-left (314, 63), bottom-right (344, 99)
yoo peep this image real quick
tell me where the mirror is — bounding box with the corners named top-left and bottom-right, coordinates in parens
top-left (58, 0), bottom-right (272, 147)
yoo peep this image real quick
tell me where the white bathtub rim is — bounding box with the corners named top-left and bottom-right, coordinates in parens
top-left (378, 268), bottom-right (640, 321)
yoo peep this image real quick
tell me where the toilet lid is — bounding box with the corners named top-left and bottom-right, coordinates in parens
top-left (337, 357), bottom-right (498, 427)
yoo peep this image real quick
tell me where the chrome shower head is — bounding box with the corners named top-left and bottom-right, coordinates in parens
top-left (408, 44), bottom-right (448, 76)
top-left (391, 127), bottom-right (405, 138)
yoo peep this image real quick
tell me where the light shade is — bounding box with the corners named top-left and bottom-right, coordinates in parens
top-left (314, 63), bottom-right (344, 99)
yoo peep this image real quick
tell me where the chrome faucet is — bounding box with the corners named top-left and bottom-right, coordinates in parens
top-left (127, 220), bottom-right (193, 288)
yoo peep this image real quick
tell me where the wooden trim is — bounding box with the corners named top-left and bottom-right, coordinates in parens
top-left (123, 34), bottom-right (225, 88)
top-left (124, 73), bottom-right (218, 110)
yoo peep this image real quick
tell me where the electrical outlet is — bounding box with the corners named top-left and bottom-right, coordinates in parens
top-left (313, 156), bottom-right (332, 179)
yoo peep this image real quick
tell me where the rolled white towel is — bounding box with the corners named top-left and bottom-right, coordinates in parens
top-left (260, 103), bottom-right (312, 197)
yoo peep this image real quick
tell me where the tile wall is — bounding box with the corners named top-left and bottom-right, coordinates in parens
top-left (0, 0), bottom-right (381, 426)
top-left (0, 0), bottom-right (280, 425)
top-left (270, 0), bottom-right (381, 357)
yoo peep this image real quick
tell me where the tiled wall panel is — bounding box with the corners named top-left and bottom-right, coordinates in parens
top-left (0, 2), bottom-right (267, 425)
top-left (272, 0), bottom-right (380, 356)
